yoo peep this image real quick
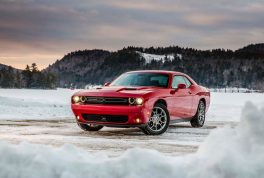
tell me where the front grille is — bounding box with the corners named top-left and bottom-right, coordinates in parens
top-left (82, 114), bottom-right (128, 123)
top-left (82, 97), bottom-right (129, 105)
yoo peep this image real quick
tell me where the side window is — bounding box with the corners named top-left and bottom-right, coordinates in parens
top-left (172, 76), bottom-right (186, 88)
top-left (183, 77), bottom-right (192, 88)
top-left (150, 75), bottom-right (169, 87)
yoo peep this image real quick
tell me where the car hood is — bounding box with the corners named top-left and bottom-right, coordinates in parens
top-left (74, 86), bottom-right (156, 97)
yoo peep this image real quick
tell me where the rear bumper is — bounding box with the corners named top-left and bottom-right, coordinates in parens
top-left (71, 104), bottom-right (152, 127)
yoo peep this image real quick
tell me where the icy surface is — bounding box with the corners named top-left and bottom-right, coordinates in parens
top-left (0, 89), bottom-right (263, 121)
top-left (0, 103), bottom-right (263, 178)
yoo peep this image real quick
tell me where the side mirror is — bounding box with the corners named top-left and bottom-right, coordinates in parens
top-left (177, 83), bottom-right (186, 89)
top-left (170, 83), bottom-right (186, 94)
top-left (104, 82), bottom-right (110, 87)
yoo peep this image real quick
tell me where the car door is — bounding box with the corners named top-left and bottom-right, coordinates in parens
top-left (183, 76), bottom-right (196, 117)
top-left (171, 75), bottom-right (193, 119)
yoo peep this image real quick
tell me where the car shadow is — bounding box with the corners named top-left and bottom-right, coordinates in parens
top-left (77, 123), bottom-right (208, 137)
top-left (81, 127), bottom-right (145, 137)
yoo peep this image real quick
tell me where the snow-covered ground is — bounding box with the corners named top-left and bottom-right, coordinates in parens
top-left (0, 89), bottom-right (264, 177)
top-left (0, 88), bottom-right (263, 121)
top-left (0, 103), bottom-right (263, 178)
top-left (137, 51), bottom-right (182, 64)
top-left (0, 88), bottom-right (76, 120)
top-left (0, 119), bottom-right (222, 156)
top-left (208, 92), bottom-right (264, 121)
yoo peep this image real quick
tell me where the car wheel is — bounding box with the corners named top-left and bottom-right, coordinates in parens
top-left (77, 123), bottom-right (104, 131)
top-left (141, 103), bottom-right (170, 135)
top-left (190, 100), bottom-right (206, 127)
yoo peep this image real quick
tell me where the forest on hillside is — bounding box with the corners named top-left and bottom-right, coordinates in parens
top-left (0, 63), bottom-right (56, 89)
top-left (46, 44), bottom-right (264, 90)
top-left (1, 44), bottom-right (264, 90)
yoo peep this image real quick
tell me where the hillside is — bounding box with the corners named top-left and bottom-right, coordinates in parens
top-left (45, 49), bottom-right (111, 87)
top-left (0, 63), bottom-right (56, 89)
top-left (0, 63), bottom-right (19, 71)
top-left (0, 63), bottom-right (8, 69)
top-left (236, 43), bottom-right (264, 56)
top-left (0, 64), bottom-right (21, 88)
top-left (45, 44), bottom-right (264, 90)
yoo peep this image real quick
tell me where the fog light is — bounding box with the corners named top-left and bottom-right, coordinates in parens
top-left (135, 118), bottom-right (141, 123)
top-left (129, 98), bottom-right (136, 105)
top-left (80, 96), bottom-right (86, 103)
top-left (76, 115), bottom-right (80, 120)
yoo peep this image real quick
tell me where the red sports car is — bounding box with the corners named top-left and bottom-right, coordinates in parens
top-left (71, 70), bottom-right (210, 135)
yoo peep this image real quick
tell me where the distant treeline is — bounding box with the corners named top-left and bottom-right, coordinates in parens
top-left (46, 44), bottom-right (264, 90)
top-left (0, 63), bottom-right (56, 89)
top-left (1, 43), bottom-right (264, 90)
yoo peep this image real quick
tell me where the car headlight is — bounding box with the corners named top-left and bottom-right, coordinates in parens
top-left (73, 96), bottom-right (80, 103)
top-left (129, 97), bottom-right (144, 105)
top-left (135, 98), bottom-right (144, 105)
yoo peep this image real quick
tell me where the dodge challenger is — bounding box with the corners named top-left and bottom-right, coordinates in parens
top-left (71, 70), bottom-right (210, 135)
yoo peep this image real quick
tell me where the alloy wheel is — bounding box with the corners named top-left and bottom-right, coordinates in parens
top-left (147, 106), bottom-right (168, 132)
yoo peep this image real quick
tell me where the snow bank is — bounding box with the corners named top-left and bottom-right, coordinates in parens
top-left (0, 103), bottom-right (263, 178)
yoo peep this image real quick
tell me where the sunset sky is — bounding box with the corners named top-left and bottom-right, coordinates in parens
top-left (0, 0), bottom-right (263, 69)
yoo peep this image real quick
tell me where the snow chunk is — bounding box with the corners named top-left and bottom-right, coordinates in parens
top-left (0, 102), bottom-right (263, 178)
top-left (137, 51), bottom-right (182, 64)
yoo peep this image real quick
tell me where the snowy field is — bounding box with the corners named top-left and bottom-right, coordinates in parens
top-left (0, 89), bottom-right (264, 178)
top-left (0, 88), bottom-right (263, 121)
top-left (0, 89), bottom-right (75, 120)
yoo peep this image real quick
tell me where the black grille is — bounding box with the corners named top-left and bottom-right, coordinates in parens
top-left (82, 114), bottom-right (128, 123)
top-left (81, 97), bottom-right (129, 105)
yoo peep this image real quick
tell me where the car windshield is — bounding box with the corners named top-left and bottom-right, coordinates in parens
top-left (110, 73), bottom-right (169, 88)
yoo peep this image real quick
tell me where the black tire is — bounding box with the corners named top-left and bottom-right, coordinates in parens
top-left (190, 100), bottom-right (206, 127)
top-left (139, 127), bottom-right (150, 135)
top-left (77, 122), bottom-right (104, 131)
top-left (141, 103), bottom-right (170, 135)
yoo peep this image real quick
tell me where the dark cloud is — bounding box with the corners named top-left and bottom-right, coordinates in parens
top-left (0, 0), bottom-right (263, 69)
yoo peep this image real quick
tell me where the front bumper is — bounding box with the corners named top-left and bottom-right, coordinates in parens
top-left (71, 104), bottom-right (152, 127)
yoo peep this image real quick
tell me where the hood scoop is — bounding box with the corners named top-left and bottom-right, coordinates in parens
top-left (116, 87), bottom-right (149, 92)
top-left (123, 88), bottom-right (137, 90)
top-left (116, 88), bottom-right (137, 92)
top-left (91, 86), bottom-right (151, 92)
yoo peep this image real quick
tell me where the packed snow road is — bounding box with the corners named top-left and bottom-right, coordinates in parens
top-left (0, 119), bottom-right (236, 156)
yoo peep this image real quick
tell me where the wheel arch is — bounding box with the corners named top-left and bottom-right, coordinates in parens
top-left (154, 99), bottom-right (167, 108)
top-left (199, 98), bottom-right (206, 108)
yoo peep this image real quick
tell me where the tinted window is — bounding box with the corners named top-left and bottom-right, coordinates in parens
top-left (172, 76), bottom-right (186, 88)
top-left (110, 73), bottom-right (169, 88)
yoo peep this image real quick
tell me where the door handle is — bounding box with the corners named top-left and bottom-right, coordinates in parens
top-left (188, 91), bottom-right (192, 94)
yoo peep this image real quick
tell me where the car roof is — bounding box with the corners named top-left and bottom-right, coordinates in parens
top-left (126, 70), bottom-right (185, 75)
